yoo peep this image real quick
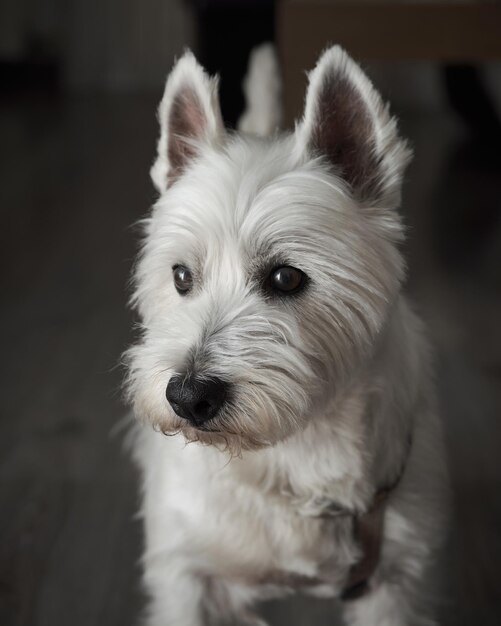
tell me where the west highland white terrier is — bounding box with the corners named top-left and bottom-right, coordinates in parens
top-left (126, 44), bottom-right (448, 626)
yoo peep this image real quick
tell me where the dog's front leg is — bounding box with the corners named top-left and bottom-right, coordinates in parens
top-left (143, 557), bottom-right (207, 626)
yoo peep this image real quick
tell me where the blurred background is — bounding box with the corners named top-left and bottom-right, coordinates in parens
top-left (1, 1), bottom-right (500, 625)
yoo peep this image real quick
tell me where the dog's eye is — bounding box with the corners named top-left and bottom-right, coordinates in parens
top-left (173, 265), bottom-right (193, 295)
top-left (269, 266), bottom-right (306, 295)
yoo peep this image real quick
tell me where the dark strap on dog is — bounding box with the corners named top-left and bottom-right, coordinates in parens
top-left (340, 487), bottom-right (390, 601)
top-left (341, 435), bottom-right (412, 601)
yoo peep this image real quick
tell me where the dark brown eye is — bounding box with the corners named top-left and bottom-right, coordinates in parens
top-left (269, 266), bottom-right (306, 294)
top-left (173, 265), bottom-right (193, 294)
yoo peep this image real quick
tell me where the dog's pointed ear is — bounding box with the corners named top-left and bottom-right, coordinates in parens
top-left (151, 51), bottom-right (224, 193)
top-left (296, 46), bottom-right (411, 207)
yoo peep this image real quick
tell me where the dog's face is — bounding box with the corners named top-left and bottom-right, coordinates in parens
top-left (126, 48), bottom-right (411, 453)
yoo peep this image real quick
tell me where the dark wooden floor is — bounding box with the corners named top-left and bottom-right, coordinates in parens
top-left (0, 93), bottom-right (500, 626)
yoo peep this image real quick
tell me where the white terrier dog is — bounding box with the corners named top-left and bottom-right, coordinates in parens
top-left (126, 45), bottom-right (448, 626)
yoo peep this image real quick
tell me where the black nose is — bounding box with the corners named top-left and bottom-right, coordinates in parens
top-left (166, 375), bottom-right (228, 426)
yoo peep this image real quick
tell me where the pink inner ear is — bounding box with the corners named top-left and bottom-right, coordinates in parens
top-left (167, 86), bottom-right (207, 185)
top-left (310, 74), bottom-right (379, 201)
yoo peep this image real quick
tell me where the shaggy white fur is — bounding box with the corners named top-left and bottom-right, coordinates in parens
top-left (126, 45), bottom-right (449, 626)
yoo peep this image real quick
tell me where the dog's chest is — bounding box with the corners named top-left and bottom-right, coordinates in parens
top-left (158, 434), bottom-right (364, 595)
top-left (207, 469), bottom-right (358, 597)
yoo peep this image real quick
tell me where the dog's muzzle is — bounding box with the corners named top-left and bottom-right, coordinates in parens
top-left (166, 375), bottom-right (228, 427)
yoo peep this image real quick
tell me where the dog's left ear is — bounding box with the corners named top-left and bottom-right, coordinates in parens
top-left (296, 46), bottom-right (411, 207)
top-left (151, 51), bottom-right (225, 193)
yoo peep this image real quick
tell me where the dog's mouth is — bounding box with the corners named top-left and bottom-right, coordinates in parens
top-left (189, 420), bottom-right (219, 433)
top-left (184, 417), bottom-right (243, 439)
top-left (167, 406), bottom-right (229, 434)
top-left (157, 411), bottom-right (275, 455)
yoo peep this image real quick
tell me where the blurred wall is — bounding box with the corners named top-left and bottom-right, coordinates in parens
top-left (64, 0), bottom-right (194, 91)
top-left (0, 0), bottom-right (61, 59)
top-left (0, 0), bottom-right (194, 91)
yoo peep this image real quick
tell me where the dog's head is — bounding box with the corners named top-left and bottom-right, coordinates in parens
top-left (126, 47), bottom-right (411, 453)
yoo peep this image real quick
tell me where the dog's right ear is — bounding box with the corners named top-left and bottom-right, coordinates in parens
top-left (151, 51), bottom-right (224, 193)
